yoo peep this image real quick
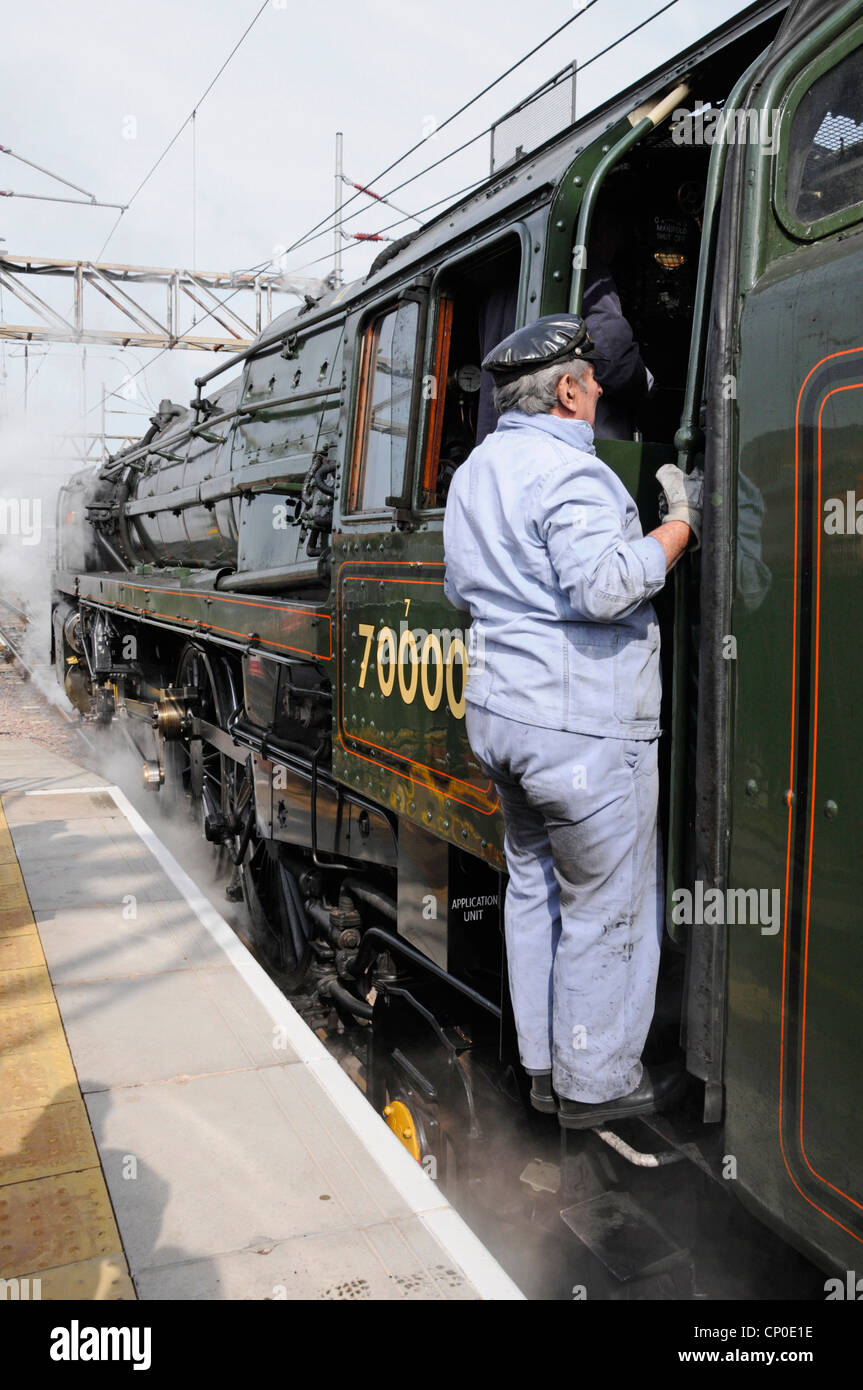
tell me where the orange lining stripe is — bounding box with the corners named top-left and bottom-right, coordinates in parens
top-left (336, 558), bottom-right (498, 810)
top-left (421, 294), bottom-right (454, 499)
top-left (797, 381), bottom-right (863, 1213)
top-left (335, 728), bottom-right (501, 817)
top-left (81, 589), bottom-right (333, 661)
top-left (84, 578), bottom-right (332, 631)
top-left (779, 347), bottom-right (863, 1244)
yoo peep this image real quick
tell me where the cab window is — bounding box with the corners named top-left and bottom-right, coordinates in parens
top-left (348, 299), bottom-right (419, 512)
top-left (783, 40), bottom-right (863, 232)
top-left (420, 238), bottom-right (521, 509)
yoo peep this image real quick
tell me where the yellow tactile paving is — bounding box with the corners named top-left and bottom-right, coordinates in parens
top-left (0, 1170), bottom-right (123, 1276)
top-left (0, 1046), bottom-right (80, 1114)
top-left (0, 933), bottom-right (45, 971)
top-left (0, 860), bottom-right (33, 895)
top-left (0, 997), bottom-right (67, 1053)
top-left (0, 966), bottom-right (56, 1009)
top-left (30, 1255), bottom-right (136, 1300)
top-left (0, 830), bottom-right (20, 864)
top-left (0, 798), bottom-right (136, 1299)
top-left (0, 869), bottom-right (38, 936)
top-left (0, 1098), bottom-right (100, 1185)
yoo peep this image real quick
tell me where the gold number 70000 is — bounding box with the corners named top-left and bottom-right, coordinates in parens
top-left (356, 622), bottom-right (466, 718)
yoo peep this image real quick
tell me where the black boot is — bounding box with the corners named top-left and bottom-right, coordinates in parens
top-left (528, 1071), bottom-right (557, 1114)
top-left (557, 1061), bottom-right (683, 1130)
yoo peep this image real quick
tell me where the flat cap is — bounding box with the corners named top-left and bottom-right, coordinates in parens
top-left (481, 313), bottom-right (599, 382)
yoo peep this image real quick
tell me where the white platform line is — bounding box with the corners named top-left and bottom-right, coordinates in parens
top-left (27, 782), bottom-right (524, 1300)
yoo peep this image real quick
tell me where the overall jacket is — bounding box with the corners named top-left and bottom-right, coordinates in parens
top-left (442, 411), bottom-right (666, 739)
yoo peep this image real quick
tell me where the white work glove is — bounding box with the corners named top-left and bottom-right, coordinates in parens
top-left (656, 463), bottom-right (703, 549)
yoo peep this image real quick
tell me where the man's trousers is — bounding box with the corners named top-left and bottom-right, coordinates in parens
top-left (465, 704), bottom-right (663, 1103)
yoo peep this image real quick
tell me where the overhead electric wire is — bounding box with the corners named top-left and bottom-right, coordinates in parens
top-left (340, 174), bottom-right (423, 226)
top-left (83, 168), bottom-right (495, 419)
top-left (12, 0), bottom-right (272, 412)
top-left (88, 0), bottom-right (607, 343)
top-left (0, 190), bottom-right (127, 209)
top-left (272, 0), bottom-right (602, 266)
top-left (0, 143), bottom-right (126, 207)
top-left (284, 0), bottom-right (682, 262)
top-left (96, 0), bottom-right (271, 262)
top-left (80, 0), bottom-right (683, 422)
top-left (288, 172), bottom-right (498, 274)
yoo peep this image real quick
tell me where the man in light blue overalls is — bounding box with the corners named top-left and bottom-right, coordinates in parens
top-left (443, 314), bottom-right (702, 1129)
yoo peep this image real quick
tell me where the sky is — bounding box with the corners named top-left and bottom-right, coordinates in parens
top-left (0, 0), bottom-right (769, 446)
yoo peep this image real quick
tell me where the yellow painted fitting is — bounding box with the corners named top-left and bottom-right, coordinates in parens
top-left (383, 1099), bottom-right (420, 1161)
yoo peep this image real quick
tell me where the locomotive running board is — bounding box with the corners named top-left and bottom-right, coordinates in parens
top-left (56, 569), bottom-right (334, 666)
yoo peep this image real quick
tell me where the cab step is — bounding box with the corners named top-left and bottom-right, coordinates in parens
top-left (560, 1189), bottom-right (690, 1287)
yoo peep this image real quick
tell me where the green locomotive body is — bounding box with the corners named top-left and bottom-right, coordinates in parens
top-left (52, 0), bottom-right (863, 1284)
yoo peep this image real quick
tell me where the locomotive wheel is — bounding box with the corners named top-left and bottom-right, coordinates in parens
top-left (380, 1080), bottom-right (442, 1181)
top-left (221, 756), bottom-right (311, 993)
top-left (384, 1099), bottom-right (421, 1159)
top-left (382, 1093), bottom-right (435, 1166)
top-left (164, 644), bottom-right (231, 877)
top-left (237, 834), bottom-right (311, 993)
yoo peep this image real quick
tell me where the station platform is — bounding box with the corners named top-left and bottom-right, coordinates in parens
top-left (0, 739), bottom-right (523, 1301)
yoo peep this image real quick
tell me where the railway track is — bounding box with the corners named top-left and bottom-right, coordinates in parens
top-left (0, 595), bottom-right (29, 626)
top-left (0, 598), bottom-right (33, 676)
top-left (0, 596), bottom-right (94, 747)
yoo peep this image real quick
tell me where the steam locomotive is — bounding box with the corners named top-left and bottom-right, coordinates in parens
top-left (52, 0), bottom-right (863, 1290)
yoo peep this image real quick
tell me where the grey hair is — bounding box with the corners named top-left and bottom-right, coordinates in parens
top-left (492, 354), bottom-right (594, 416)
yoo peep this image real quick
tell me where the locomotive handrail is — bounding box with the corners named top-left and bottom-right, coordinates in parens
top-left (122, 457), bottom-right (315, 517)
top-left (192, 326), bottom-right (289, 394)
top-left (100, 387), bottom-right (341, 503)
top-left (189, 383), bottom-right (342, 436)
top-left (99, 384), bottom-right (340, 479)
top-left (569, 80), bottom-right (690, 315)
top-left (190, 313), bottom-right (345, 411)
top-left (674, 51), bottom-right (767, 473)
top-left (666, 50), bottom-right (768, 949)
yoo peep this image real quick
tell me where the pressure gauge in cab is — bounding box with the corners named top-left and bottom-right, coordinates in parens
top-left (456, 364), bottom-right (482, 393)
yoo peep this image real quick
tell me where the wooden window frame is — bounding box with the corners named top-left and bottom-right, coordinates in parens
top-left (347, 310), bottom-right (388, 514)
top-left (419, 293), bottom-right (455, 508)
